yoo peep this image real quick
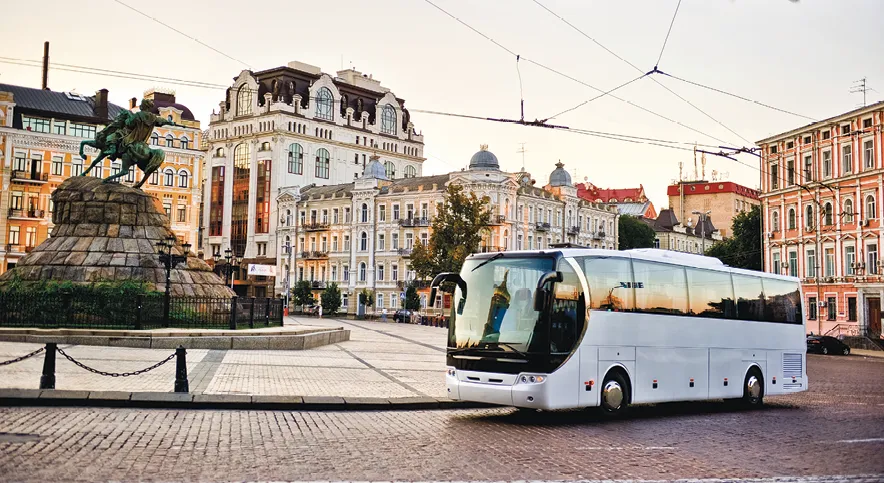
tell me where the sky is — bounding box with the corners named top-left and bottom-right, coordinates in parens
top-left (2, 0), bottom-right (883, 214)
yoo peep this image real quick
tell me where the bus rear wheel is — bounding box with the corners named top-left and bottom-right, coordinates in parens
top-left (741, 367), bottom-right (764, 408)
top-left (600, 371), bottom-right (630, 417)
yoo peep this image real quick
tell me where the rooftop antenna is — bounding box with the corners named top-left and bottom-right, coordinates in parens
top-left (850, 77), bottom-right (876, 107)
top-left (678, 161), bottom-right (683, 182)
top-left (517, 143), bottom-right (527, 171)
top-left (693, 144), bottom-right (698, 181)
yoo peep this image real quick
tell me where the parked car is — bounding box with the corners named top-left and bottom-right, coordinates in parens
top-left (394, 309), bottom-right (415, 323)
top-left (302, 305), bottom-right (318, 315)
top-left (807, 335), bottom-right (851, 355)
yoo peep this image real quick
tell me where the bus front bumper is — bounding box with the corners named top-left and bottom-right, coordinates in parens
top-left (446, 368), bottom-right (552, 409)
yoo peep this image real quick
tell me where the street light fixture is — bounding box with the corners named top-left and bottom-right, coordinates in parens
top-left (213, 248), bottom-right (237, 287)
top-left (692, 210), bottom-right (712, 254)
top-left (157, 236), bottom-right (190, 326)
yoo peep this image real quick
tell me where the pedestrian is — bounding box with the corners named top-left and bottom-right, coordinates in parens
top-left (382, 307), bottom-right (388, 322)
top-left (318, 303), bottom-right (323, 319)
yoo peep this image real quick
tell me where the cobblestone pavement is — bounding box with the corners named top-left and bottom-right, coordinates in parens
top-left (0, 354), bottom-right (882, 482)
top-left (0, 317), bottom-right (447, 398)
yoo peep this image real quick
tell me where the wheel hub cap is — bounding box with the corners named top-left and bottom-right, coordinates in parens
top-left (603, 381), bottom-right (623, 409)
top-left (747, 375), bottom-right (761, 399)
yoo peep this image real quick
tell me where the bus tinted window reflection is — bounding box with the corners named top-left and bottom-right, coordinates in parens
top-left (732, 274), bottom-right (765, 321)
top-left (762, 278), bottom-right (803, 324)
top-left (581, 257), bottom-right (634, 311)
top-left (686, 268), bottom-right (736, 318)
top-left (633, 260), bottom-right (689, 315)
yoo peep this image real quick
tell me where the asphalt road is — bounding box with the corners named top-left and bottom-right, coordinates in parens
top-left (0, 353), bottom-right (882, 483)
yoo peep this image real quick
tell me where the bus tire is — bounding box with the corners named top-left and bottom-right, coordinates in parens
top-left (741, 367), bottom-right (764, 408)
top-left (600, 370), bottom-right (630, 418)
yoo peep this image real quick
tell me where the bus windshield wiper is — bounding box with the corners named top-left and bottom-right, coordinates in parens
top-left (471, 252), bottom-right (504, 272)
top-left (487, 342), bottom-right (528, 358)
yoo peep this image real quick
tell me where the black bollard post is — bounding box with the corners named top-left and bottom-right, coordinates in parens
top-left (229, 296), bottom-right (238, 330)
top-left (264, 298), bottom-right (270, 326)
top-left (174, 346), bottom-right (189, 393)
top-left (248, 297), bottom-right (255, 329)
top-left (39, 343), bottom-right (56, 390)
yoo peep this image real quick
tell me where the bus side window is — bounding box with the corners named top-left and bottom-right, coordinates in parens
top-left (581, 256), bottom-right (635, 311)
top-left (686, 268), bottom-right (736, 318)
top-left (550, 261), bottom-right (585, 354)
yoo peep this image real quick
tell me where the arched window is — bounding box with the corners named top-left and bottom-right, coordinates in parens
top-left (163, 168), bottom-right (174, 186)
top-left (315, 148), bottom-right (329, 179)
top-left (165, 135), bottom-right (174, 147)
top-left (288, 143), bottom-right (303, 174)
top-left (805, 205), bottom-right (814, 230)
top-left (150, 133), bottom-right (159, 145)
top-left (844, 199), bottom-right (854, 223)
top-left (824, 202), bottom-right (833, 225)
top-left (381, 104), bottom-right (397, 135)
top-left (360, 232), bottom-right (368, 251)
top-left (404, 165), bottom-right (416, 178)
top-left (236, 85), bottom-right (252, 116)
top-left (359, 262), bottom-right (366, 282)
top-left (503, 229), bottom-right (509, 249)
top-left (772, 211), bottom-right (780, 231)
top-left (150, 170), bottom-right (159, 185)
top-left (788, 208), bottom-right (796, 230)
top-left (315, 87), bottom-right (333, 120)
top-left (178, 170), bottom-right (189, 188)
top-left (233, 143), bottom-right (250, 169)
top-left (384, 161), bottom-right (396, 178)
top-left (866, 195), bottom-right (877, 219)
top-left (180, 137), bottom-right (189, 150)
top-left (361, 203), bottom-right (369, 223)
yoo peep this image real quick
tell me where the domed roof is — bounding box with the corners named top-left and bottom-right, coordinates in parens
top-left (548, 161), bottom-right (572, 187)
top-left (363, 156), bottom-right (389, 180)
top-left (469, 144), bottom-right (500, 170)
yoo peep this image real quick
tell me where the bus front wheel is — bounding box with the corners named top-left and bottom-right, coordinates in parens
top-left (741, 367), bottom-right (764, 408)
top-left (600, 371), bottom-right (630, 417)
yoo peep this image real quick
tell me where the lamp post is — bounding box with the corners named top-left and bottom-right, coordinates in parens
top-left (157, 236), bottom-right (190, 326)
top-left (213, 248), bottom-right (237, 287)
top-left (692, 210), bottom-right (712, 253)
top-left (284, 240), bottom-right (292, 309)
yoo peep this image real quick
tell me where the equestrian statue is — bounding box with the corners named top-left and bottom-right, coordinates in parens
top-left (78, 98), bottom-right (177, 189)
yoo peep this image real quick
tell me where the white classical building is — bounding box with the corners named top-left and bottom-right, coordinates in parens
top-left (202, 61), bottom-right (425, 296)
top-left (276, 146), bottom-right (619, 313)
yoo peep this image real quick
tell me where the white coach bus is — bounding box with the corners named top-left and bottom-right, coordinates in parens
top-left (433, 248), bottom-right (807, 416)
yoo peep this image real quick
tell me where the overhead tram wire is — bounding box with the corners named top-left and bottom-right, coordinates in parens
top-left (112, 0), bottom-right (251, 69)
top-left (655, 0), bottom-right (683, 69)
top-left (421, 0), bottom-right (734, 146)
top-left (541, 72), bottom-right (648, 122)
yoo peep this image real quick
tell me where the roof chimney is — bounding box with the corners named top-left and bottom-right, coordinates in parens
top-left (129, 97), bottom-right (137, 110)
top-left (94, 88), bottom-right (109, 119)
top-left (41, 41), bottom-right (49, 90)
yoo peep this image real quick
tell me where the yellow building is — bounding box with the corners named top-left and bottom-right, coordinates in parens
top-left (0, 84), bottom-right (204, 274)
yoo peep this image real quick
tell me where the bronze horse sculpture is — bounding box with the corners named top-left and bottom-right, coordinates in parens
top-left (79, 98), bottom-right (176, 188)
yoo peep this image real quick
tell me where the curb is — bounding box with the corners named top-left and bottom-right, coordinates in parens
top-left (0, 389), bottom-right (493, 411)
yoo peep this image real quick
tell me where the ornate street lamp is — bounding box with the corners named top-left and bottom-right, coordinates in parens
top-left (157, 236), bottom-right (190, 326)
top-left (213, 248), bottom-right (238, 287)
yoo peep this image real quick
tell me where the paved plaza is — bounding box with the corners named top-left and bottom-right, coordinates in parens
top-left (0, 317), bottom-right (447, 399)
top-left (0, 354), bottom-right (882, 482)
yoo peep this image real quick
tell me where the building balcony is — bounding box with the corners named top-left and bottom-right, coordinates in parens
top-left (11, 170), bottom-right (48, 184)
top-left (303, 222), bottom-right (330, 231)
top-left (310, 281), bottom-right (327, 290)
top-left (567, 226), bottom-right (580, 236)
top-left (397, 280), bottom-right (431, 289)
top-left (486, 215), bottom-right (506, 226)
top-left (535, 222), bottom-right (550, 232)
top-left (8, 209), bottom-right (45, 220)
top-left (397, 248), bottom-right (413, 257)
top-left (592, 230), bottom-right (606, 240)
top-left (301, 251), bottom-right (328, 259)
top-left (477, 245), bottom-right (504, 253)
top-left (5, 244), bottom-right (35, 254)
top-left (398, 217), bottom-right (431, 227)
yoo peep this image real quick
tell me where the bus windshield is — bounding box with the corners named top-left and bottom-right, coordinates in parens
top-left (449, 256), bottom-right (554, 351)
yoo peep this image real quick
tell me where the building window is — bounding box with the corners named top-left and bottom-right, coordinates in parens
top-left (315, 87), bottom-right (334, 120)
top-left (392, 264), bottom-right (398, 281)
top-left (53, 122), bottom-right (66, 135)
top-left (826, 297), bottom-right (836, 321)
top-left (378, 205), bottom-right (386, 222)
top-left (315, 148), bottom-right (330, 179)
top-left (770, 164), bottom-right (779, 189)
top-left (822, 130), bottom-right (830, 140)
top-left (868, 243), bottom-right (878, 275)
top-left (163, 168), bottom-right (174, 186)
top-left (404, 165), bottom-right (417, 178)
top-left (24, 227), bottom-right (36, 248)
top-left (69, 123), bottom-right (95, 139)
top-left (359, 262), bottom-right (366, 282)
top-left (22, 116), bottom-right (50, 133)
top-left (384, 161), bottom-right (396, 179)
top-left (786, 159), bottom-right (794, 186)
top-left (177, 205), bottom-right (187, 223)
top-left (71, 158), bottom-right (83, 177)
top-left (807, 249), bottom-right (816, 278)
top-left (288, 143), bottom-right (303, 174)
top-left (788, 208), bottom-right (796, 230)
top-left (808, 296), bottom-right (817, 320)
top-left (843, 145), bottom-right (852, 173)
top-left (822, 151), bottom-right (832, 178)
top-left (150, 170), bottom-right (159, 185)
top-left (237, 85), bottom-right (253, 116)
top-left (178, 171), bottom-right (189, 188)
top-left (126, 167), bottom-right (135, 183)
top-left (841, 124), bottom-right (850, 136)
top-left (788, 251), bottom-right (797, 277)
top-left (772, 211), bottom-right (780, 231)
top-left (378, 233), bottom-right (385, 251)
top-left (381, 104), bottom-right (397, 135)
top-left (866, 195), bottom-right (876, 220)
top-left (845, 245), bottom-right (855, 276)
top-left (151, 133), bottom-right (159, 145)
top-left (180, 137), bottom-right (189, 150)
top-left (824, 202), bottom-right (833, 226)
top-left (165, 135), bottom-right (174, 148)
top-left (377, 264), bottom-right (385, 282)
top-left (824, 248), bottom-right (835, 277)
top-left (163, 203), bottom-right (172, 218)
top-left (864, 140), bottom-right (875, 169)
top-left (361, 203), bottom-right (369, 223)
top-left (8, 226), bottom-right (20, 245)
top-left (772, 252), bottom-right (781, 274)
top-left (392, 233), bottom-right (399, 250)
top-left (360, 232), bottom-right (368, 251)
top-left (51, 156), bottom-right (63, 176)
top-left (848, 297), bottom-right (857, 321)
top-left (844, 199), bottom-right (854, 223)
top-left (804, 155), bottom-right (813, 182)
top-left (805, 205), bottom-right (814, 231)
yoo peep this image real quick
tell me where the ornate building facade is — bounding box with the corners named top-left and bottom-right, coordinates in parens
top-left (277, 147), bottom-right (619, 314)
top-left (758, 101), bottom-right (884, 338)
top-left (0, 84), bottom-right (203, 275)
top-left (202, 61), bottom-right (425, 297)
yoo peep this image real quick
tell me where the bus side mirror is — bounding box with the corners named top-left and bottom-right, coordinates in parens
top-left (534, 271), bottom-right (563, 312)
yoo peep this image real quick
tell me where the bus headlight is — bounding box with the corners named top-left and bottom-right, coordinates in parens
top-left (518, 374), bottom-right (546, 384)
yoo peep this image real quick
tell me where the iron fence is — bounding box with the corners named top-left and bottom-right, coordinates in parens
top-left (0, 293), bottom-right (283, 330)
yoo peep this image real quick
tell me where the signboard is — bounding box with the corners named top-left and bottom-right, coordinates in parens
top-left (247, 264), bottom-right (277, 277)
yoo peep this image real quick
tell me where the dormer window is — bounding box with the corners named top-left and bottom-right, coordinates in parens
top-left (381, 104), bottom-right (397, 135)
top-left (315, 87), bottom-right (333, 121)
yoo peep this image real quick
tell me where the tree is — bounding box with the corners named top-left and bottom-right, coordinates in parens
top-left (321, 282), bottom-right (342, 316)
top-left (404, 284), bottom-right (421, 311)
top-left (291, 280), bottom-right (313, 309)
top-left (705, 205), bottom-right (762, 271)
top-left (409, 183), bottom-right (491, 279)
top-left (358, 288), bottom-right (375, 307)
top-left (618, 215), bottom-right (656, 250)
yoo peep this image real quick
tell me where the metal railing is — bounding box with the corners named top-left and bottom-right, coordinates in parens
top-left (0, 293), bottom-right (283, 330)
top-left (567, 226), bottom-right (580, 235)
top-left (301, 250), bottom-right (328, 259)
top-left (5, 244), bottom-right (35, 253)
top-left (397, 280), bottom-right (431, 289)
top-left (824, 323), bottom-right (861, 337)
top-left (8, 209), bottom-right (45, 219)
top-left (303, 222), bottom-right (330, 231)
top-left (398, 217), bottom-right (431, 227)
top-left (11, 170), bottom-right (49, 182)
top-left (397, 248), bottom-right (413, 257)
top-left (535, 222), bottom-right (550, 231)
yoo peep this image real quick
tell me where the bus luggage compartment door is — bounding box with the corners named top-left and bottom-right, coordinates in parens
top-left (578, 347), bottom-right (599, 407)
